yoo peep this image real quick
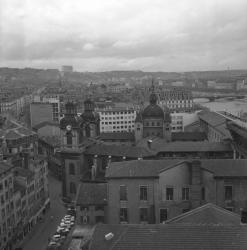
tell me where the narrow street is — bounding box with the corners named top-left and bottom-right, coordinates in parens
top-left (22, 175), bottom-right (66, 250)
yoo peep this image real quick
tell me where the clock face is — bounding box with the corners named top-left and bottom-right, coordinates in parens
top-left (66, 125), bottom-right (72, 131)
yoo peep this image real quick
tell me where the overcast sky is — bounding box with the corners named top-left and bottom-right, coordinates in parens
top-left (0, 0), bottom-right (246, 72)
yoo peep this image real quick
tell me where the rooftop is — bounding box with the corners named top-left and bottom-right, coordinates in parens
top-left (138, 137), bottom-right (232, 153)
top-left (85, 144), bottom-right (154, 158)
top-left (14, 167), bottom-right (34, 180)
top-left (99, 132), bottom-right (134, 141)
top-left (198, 110), bottom-right (232, 139)
top-left (106, 159), bottom-right (247, 179)
top-left (90, 224), bottom-right (247, 250)
top-left (0, 161), bottom-right (13, 176)
top-left (75, 182), bottom-right (107, 206)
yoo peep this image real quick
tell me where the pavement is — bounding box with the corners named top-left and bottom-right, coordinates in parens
top-left (22, 174), bottom-right (66, 250)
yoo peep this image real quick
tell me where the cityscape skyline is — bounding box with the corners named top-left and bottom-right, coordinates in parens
top-left (0, 0), bottom-right (247, 72)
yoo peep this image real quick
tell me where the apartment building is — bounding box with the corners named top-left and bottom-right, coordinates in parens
top-left (106, 159), bottom-right (247, 224)
top-left (97, 107), bottom-right (136, 133)
top-left (0, 161), bottom-right (15, 250)
top-left (159, 88), bottom-right (193, 112)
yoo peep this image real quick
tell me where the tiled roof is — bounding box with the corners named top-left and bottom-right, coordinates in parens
top-left (106, 159), bottom-right (247, 179)
top-left (198, 111), bottom-right (232, 139)
top-left (155, 141), bottom-right (232, 152)
top-left (75, 182), bottom-right (107, 205)
top-left (0, 118), bottom-right (36, 140)
top-left (14, 167), bottom-right (34, 180)
top-left (32, 121), bottom-right (59, 130)
top-left (137, 137), bottom-right (232, 152)
top-left (0, 161), bottom-right (13, 176)
top-left (171, 132), bottom-right (206, 141)
top-left (85, 144), bottom-right (155, 158)
top-left (166, 203), bottom-right (240, 225)
top-left (201, 159), bottom-right (247, 177)
top-left (99, 132), bottom-right (134, 141)
top-left (106, 159), bottom-right (181, 178)
top-left (198, 110), bottom-right (226, 127)
top-left (90, 224), bottom-right (247, 250)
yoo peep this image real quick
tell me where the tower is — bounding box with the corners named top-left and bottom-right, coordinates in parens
top-left (80, 98), bottom-right (100, 138)
top-left (134, 112), bottom-right (143, 143)
top-left (60, 102), bottom-right (80, 148)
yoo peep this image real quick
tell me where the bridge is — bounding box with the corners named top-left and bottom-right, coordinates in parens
top-left (194, 94), bottom-right (246, 102)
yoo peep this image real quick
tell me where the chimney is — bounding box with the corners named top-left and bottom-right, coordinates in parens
top-left (190, 160), bottom-right (202, 209)
top-left (147, 139), bottom-right (152, 149)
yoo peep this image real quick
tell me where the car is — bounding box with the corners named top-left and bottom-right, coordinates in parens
top-left (64, 214), bottom-right (72, 219)
top-left (60, 228), bottom-right (70, 236)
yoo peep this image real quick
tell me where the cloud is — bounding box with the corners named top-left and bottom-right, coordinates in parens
top-left (0, 0), bottom-right (247, 71)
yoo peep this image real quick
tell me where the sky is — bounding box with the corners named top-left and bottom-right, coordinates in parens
top-left (0, 0), bottom-right (246, 72)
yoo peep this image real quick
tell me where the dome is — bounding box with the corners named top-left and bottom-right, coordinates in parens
top-left (60, 116), bottom-right (79, 129)
top-left (142, 104), bottom-right (164, 118)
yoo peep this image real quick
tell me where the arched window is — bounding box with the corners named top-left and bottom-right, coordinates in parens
top-left (152, 122), bottom-right (154, 126)
top-left (70, 182), bottom-right (76, 194)
top-left (66, 132), bottom-right (73, 146)
top-left (69, 163), bottom-right (75, 175)
top-left (85, 124), bottom-right (90, 137)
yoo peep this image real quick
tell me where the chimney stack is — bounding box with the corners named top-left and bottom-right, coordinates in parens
top-left (191, 160), bottom-right (202, 209)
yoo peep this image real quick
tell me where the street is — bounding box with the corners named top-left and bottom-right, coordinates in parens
top-left (22, 175), bottom-right (66, 250)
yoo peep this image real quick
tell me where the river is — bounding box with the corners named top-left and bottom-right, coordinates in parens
top-left (194, 96), bottom-right (247, 116)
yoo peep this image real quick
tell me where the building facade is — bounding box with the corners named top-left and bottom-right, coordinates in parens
top-left (159, 88), bottom-right (193, 112)
top-left (106, 159), bottom-right (247, 224)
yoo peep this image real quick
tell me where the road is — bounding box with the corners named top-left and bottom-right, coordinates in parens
top-left (22, 175), bottom-right (66, 250)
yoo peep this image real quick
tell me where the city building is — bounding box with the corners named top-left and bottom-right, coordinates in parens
top-left (106, 159), bottom-right (247, 224)
top-left (198, 110), bottom-right (232, 142)
top-left (97, 106), bottom-right (136, 133)
top-left (0, 114), bottom-right (49, 249)
top-left (134, 90), bottom-right (172, 142)
top-left (75, 182), bottom-right (107, 225)
top-left (30, 103), bottom-right (53, 128)
top-left (227, 121), bottom-right (247, 159)
top-left (0, 161), bottom-right (15, 250)
top-left (159, 88), bottom-right (194, 112)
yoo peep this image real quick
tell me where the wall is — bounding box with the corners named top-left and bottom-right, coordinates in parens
top-left (30, 103), bottom-right (53, 127)
top-left (107, 178), bottom-right (158, 224)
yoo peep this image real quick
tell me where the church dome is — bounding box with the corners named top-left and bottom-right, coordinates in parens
top-left (142, 104), bottom-right (164, 118)
top-left (142, 92), bottom-right (164, 118)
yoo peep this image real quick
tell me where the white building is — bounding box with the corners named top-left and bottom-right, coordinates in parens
top-left (159, 88), bottom-right (194, 112)
top-left (170, 112), bottom-right (199, 132)
top-left (98, 107), bottom-right (136, 133)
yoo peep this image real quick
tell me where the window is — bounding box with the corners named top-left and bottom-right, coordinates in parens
top-left (160, 208), bottom-right (167, 223)
top-left (69, 163), bottom-right (75, 175)
top-left (120, 208), bottom-right (128, 223)
top-left (182, 187), bottom-right (189, 200)
top-left (166, 187), bottom-right (174, 200)
top-left (120, 185), bottom-right (127, 201)
top-left (201, 187), bottom-right (205, 200)
top-left (139, 208), bottom-right (148, 222)
top-left (225, 186), bottom-right (232, 201)
top-left (241, 210), bottom-right (247, 223)
top-left (66, 132), bottom-right (72, 146)
top-left (70, 182), bottom-right (76, 194)
top-left (140, 186), bottom-right (148, 201)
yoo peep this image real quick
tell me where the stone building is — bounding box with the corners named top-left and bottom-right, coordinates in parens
top-left (106, 159), bottom-right (247, 224)
top-left (135, 90), bottom-right (171, 142)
